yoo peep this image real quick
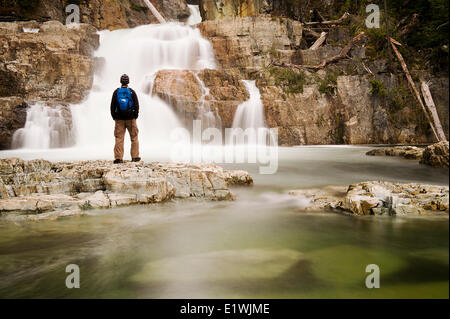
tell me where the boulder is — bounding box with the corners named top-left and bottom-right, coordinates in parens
top-left (290, 181), bottom-right (449, 217)
top-left (420, 141), bottom-right (449, 168)
top-left (366, 146), bottom-right (425, 160)
top-left (152, 69), bottom-right (249, 128)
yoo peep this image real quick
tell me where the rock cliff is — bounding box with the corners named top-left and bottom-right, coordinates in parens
top-left (198, 15), bottom-right (302, 74)
top-left (198, 0), bottom-right (334, 22)
top-left (194, 14), bottom-right (449, 145)
top-left (1, 0), bottom-right (190, 30)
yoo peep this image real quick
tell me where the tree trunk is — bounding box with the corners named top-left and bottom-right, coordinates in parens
top-left (390, 38), bottom-right (439, 141)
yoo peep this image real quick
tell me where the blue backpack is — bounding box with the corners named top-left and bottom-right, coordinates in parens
top-left (117, 87), bottom-right (133, 112)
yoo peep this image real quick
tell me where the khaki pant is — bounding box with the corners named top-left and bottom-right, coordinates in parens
top-left (114, 119), bottom-right (139, 160)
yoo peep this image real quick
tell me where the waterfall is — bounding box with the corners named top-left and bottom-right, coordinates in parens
top-left (70, 23), bottom-right (216, 151)
top-left (230, 80), bottom-right (271, 146)
top-left (11, 103), bottom-right (74, 149)
top-left (187, 5), bottom-right (202, 25)
top-left (191, 71), bottom-right (221, 129)
top-left (14, 22), bottom-right (216, 154)
top-left (232, 80), bottom-right (267, 130)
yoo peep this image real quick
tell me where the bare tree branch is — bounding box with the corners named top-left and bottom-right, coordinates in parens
top-left (304, 12), bottom-right (350, 26)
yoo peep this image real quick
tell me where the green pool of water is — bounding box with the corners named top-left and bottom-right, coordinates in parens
top-left (0, 146), bottom-right (448, 298)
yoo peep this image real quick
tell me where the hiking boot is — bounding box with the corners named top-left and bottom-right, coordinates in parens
top-left (132, 157), bottom-right (141, 162)
top-left (113, 159), bottom-right (123, 164)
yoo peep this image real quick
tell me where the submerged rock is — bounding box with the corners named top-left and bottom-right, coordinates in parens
top-left (420, 141), bottom-right (449, 168)
top-left (0, 159), bottom-right (253, 220)
top-left (290, 181), bottom-right (449, 217)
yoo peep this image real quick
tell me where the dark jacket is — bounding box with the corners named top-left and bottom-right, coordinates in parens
top-left (110, 86), bottom-right (139, 120)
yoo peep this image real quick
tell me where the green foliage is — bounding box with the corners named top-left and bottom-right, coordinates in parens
top-left (388, 85), bottom-right (409, 112)
top-left (318, 71), bottom-right (342, 95)
top-left (268, 67), bottom-right (306, 94)
top-left (370, 79), bottom-right (409, 112)
top-left (131, 4), bottom-right (147, 12)
top-left (369, 80), bottom-right (387, 97)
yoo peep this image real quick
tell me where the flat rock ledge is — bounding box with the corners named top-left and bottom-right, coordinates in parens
top-left (0, 158), bottom-right (253, 221)
top-left (290, 181), bottom-right (449, 217)
top-left (366, 141), bottom-right (449, 168)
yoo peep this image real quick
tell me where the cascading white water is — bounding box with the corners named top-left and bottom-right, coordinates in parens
top-left (68, 23), bottom-right (216, 155)
top-left (187, 5), bottom-right (202, 25)
top-left (230, 80), bottom-right (272, 146)
top-left (232, 80), bottom-right (267, 130)
top-left (8, 20), bottom-right (275, 164)
top-left (191, 72), bottom-right (221, 129)
top-left (12, 103), bottom-right (74, 149)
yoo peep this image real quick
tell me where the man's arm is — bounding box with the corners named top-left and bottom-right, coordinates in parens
top-left (131, 89), bottom-right (139, 119)
top-left (110, 89), bottom-right (117, 120)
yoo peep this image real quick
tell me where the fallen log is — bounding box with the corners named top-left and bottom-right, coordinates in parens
top-left (309, 32), bottom-right (327, 50)
top-left (143, 0), bottom-right (166, 23)
top-left (390, 37), bottom-right (440, 141)
top-left (421, 81), bottom-right (447, 141)
top-left (269, 32), bottom-right (365, 70)
top-left (303, 28), bottom-right (322, 38)
top-left (304, 32), bottom-right (365, 69)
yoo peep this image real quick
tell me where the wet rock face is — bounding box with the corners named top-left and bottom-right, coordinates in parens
top-left (152, 69), bottom-right (249, 128)
top-left (1, 0), bottom-right (190, 30)
top-left (0, 97), bottom-right (27, 149)
top-left (0, 159), bottom-right (253, 220)
top-left (290, 181), bottom-right (449, 217)
top-left (198, 15), bottom-right (302, 74)
top-left (420, 141), bottom-right (449, 168)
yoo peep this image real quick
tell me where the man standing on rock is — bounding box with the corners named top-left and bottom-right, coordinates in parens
top-left (110, 74), bottom-right (141, 164)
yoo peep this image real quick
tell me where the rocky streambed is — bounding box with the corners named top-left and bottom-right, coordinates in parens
top-left (0, 158), bottom-right (252, 221)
